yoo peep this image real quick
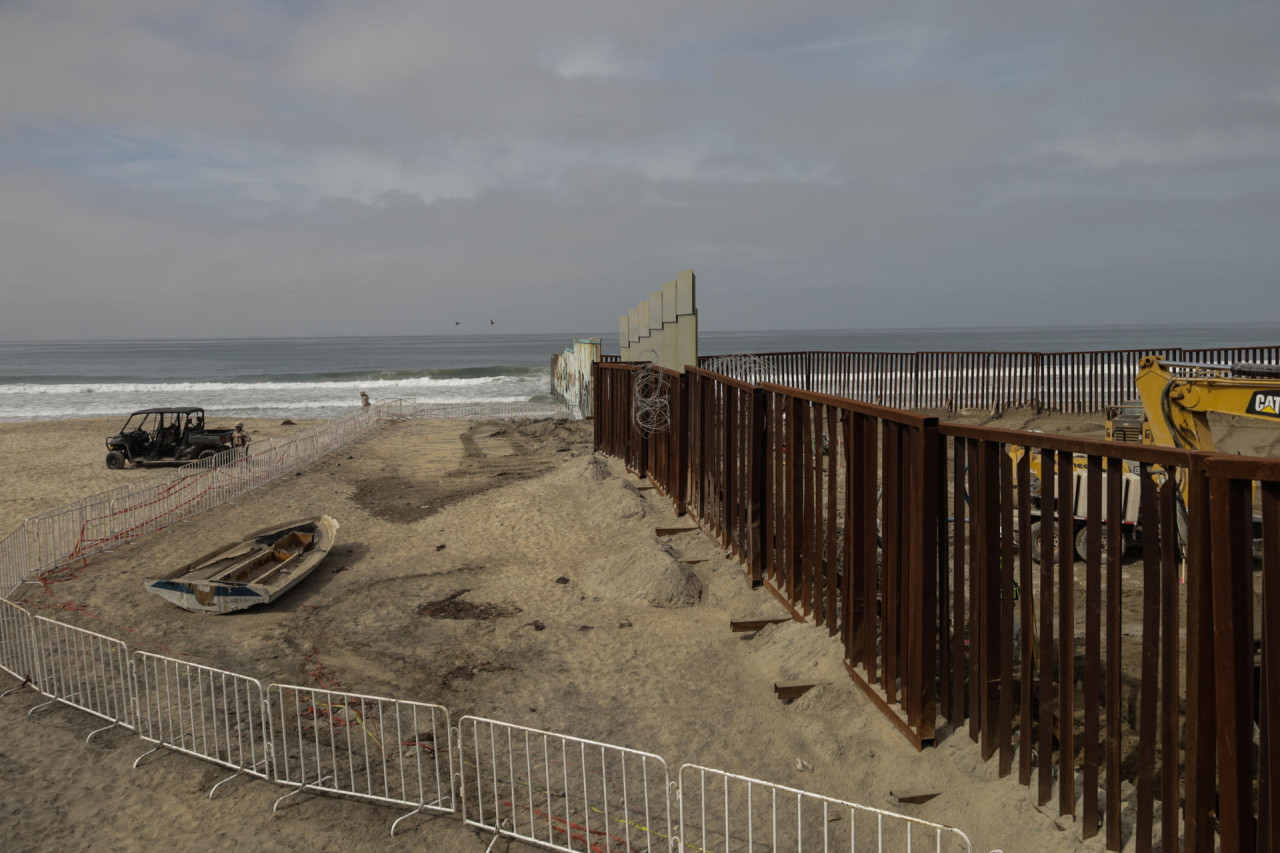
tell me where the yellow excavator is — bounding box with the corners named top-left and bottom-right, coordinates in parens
top-left (1017, 355), bottom-right (1279, 563)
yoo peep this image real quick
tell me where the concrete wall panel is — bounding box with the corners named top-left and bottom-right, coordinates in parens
top-left (676, 270), bottom-right (695, 316)
top-left (662, 280), bottom-right (677, 324)
top-left (676, 313), bottom-right (698, 372)
top-left (659, 323), bottom-right (676, 372)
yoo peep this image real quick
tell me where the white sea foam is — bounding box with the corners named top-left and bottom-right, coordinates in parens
top-left (0, 371), bottom-right (552, 421)
top-left (0, 374), bottom-right (527, 396)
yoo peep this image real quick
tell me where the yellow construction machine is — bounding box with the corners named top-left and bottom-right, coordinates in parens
top-left (1016, 355), bottom-right (1278, 563)
top-left (1008, 446), bottom-right (1144, 564)
top-left (1134, 354), bottom-right (1280, 458)
top-left (1104, 400), bottom-right (1150, 444)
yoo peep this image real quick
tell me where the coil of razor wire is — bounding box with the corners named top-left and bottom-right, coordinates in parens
top-left (701, 353), bottom-right (780, 386)
top-left (631, 356), bottom-right (671, 437)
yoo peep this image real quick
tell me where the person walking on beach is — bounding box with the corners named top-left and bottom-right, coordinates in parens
top-left (360, 391), bottom-right (370, 410)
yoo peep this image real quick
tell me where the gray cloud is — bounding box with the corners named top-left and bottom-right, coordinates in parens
top-left (2, 0), bottom-right (1278, 340)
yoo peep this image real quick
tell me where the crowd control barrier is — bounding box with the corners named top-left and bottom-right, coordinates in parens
top-left (408, 401), bottom-right (571, 421)
top-left (3, 626), bottom-right (972, 849)
top-left (0, 598), bottom-right (36, 688)
top-left (676, 764), bottom-right (972, 853)
top-left (0, 526), bottom-right (30, 600)
top-left (27, 614), bottom-right (133, 739)
top-left (457, 716), bottom-right (673, 853)
top-left (132, 652), bottom-right (272, 794)
top-left (268, 684), bottom-right (454, 835)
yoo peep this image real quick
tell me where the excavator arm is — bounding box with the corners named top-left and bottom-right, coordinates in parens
top-left (1134, 355), bottom-right (1280, 453)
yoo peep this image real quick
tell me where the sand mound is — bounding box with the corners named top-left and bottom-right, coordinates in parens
top-left (743, 621), bottom-right (849, 684)
top-left (584, 538), bottom-right (703, 607)
top-left (541, 455), bottom-right (645, 519)
top-left (613, 481), bottom-right (648, 517)
top-left (578, 455), bottom-right (613, 481)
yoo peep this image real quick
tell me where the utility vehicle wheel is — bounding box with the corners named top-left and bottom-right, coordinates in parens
top-left (105, 451), bottom-right (126, 470)
top-left (1073, 523), bottom-right (1130, 564)
top-left (197, 449), bottom-right (218, 462)
top-left (1028, 521), bottom-right (1062, 565)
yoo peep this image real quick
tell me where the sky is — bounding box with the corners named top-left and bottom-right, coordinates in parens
top-left (1, 0), bottom-right (1279, 340)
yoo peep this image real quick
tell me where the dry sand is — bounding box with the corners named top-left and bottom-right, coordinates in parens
top-left (2, 408), bottom-right (1275, 852)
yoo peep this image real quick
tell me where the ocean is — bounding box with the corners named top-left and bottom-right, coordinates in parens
top-left (3, 324), bottom-right (1279, 422)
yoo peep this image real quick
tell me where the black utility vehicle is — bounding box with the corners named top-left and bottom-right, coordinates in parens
top-left (105, 407), bottom-right (235, 468)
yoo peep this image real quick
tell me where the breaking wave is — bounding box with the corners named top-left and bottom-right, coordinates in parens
top-left (0, 370), bottom-right (552, 422)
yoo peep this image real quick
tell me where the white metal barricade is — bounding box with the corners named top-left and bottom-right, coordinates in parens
top-left (0, 525), bottom-right (31, 599)
top-left (105, 477), bottom-right (193, 543)
top-left (63, 488), bottom-right (125, 564)
top-left (25, 505), bottom-right (79, 575)
top-left (28, 614), bottom-right (133, 739)
top-left (676, 765), bottom-right (973, 853)
top-left (133, 652), bottom-right (271, 796)
top-left (411, 401), bottom-right (572, 421)
top-left (24, 486), bottom-right (129, 572)
top-left (268, 684), bottom-right (454, 834)
top-left (0, 598), bottom-right (37, 690)
top-left (457, 716), bottom-right (672, 853)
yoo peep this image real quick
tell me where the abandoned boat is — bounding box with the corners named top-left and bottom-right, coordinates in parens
top-left (144, 516), bottom-right (339, 613)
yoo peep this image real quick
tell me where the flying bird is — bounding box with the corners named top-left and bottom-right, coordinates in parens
top-left (489, 319), bottom-right (495, 325)
top-left (454, 321), bottom-right (460, 325)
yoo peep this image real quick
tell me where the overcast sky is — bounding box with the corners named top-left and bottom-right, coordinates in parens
top-left (2, 1), bottom-right (1278, 340)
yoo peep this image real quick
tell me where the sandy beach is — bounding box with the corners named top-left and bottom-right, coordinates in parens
top-left (2, 409), bottom-right (1277, 852)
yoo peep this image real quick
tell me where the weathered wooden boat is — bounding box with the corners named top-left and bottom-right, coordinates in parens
top-left (144, 516), bottom-right (339, 613)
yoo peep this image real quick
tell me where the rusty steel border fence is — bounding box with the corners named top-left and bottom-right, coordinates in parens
top-left (699, 346), bottom-right (1280, 412)
top-left (595, 356), bottom-right (1280, 852)
top-left (592, 362), bottom-right (688, 513)
top-left (936, 424), bottom-right (1200, 851)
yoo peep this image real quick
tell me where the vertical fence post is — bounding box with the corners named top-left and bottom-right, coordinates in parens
top-left (592, 360), bottom-right (602, 452)
top-left (1208, 466), bottom-right (1259, 852)
top-left (747, 388), bottom-right (766, 586)
top-left (787, 394), bottom-right (803, 603)
top-left (910, 417), bottom-right (939, 743)
top-left (635, 369), bottom-right (648, 478)
top-left (1032, 353), bottom-right (1044, 413)
top-left (673, 371), bottom-right (689, 515)
top-left (689, 372), bottom-right (702, 518)
top-left (1182, 459), bottom-right (1215, 853)
top-left (912, 352), bottom-right (922, 410)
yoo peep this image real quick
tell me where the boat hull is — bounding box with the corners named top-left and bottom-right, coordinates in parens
top-left (145, 580), bottom-right (271, 613)
top-left (144, 516), bottom-right (338, 614)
